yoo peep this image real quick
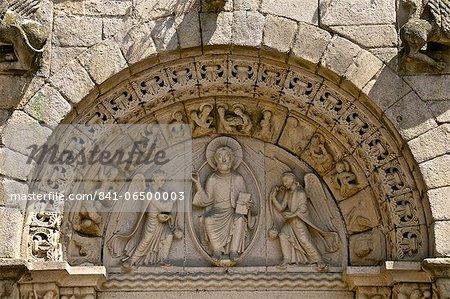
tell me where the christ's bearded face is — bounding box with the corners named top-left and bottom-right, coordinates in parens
top-left (214, 147), bottom-right (233, 174)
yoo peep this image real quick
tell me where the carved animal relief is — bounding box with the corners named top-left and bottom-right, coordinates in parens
top-left (0, 0), bottom-right (47, 73)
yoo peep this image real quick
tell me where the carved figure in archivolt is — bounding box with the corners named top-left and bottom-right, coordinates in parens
top-left (108, 171), bottom-right (182, 270)
top-left (303, 133), bottom-right (334, 173)
top-left (191, 103), bottom-right (214, 135)
top-left (192, 137), bottom-right (256, 265)
top-left (257, 109), bottom-right (275, 140)
top-left (268, 172), bottom-right (340, 270)
top-left (217, 103), bottom-right (253, 134)
top-left (333, 160), bottom-right (358, 198)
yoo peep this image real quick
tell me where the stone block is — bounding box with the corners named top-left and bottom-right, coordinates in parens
top-left (408, 124), bottom-right (450, 163)
top-left (291, 23), bottom-right (332, 67)
top-left (200, 12), bottom-right (233, 46)
top-left (149, 16), bottom-right (179, 52)
top-left (363, 66), bottom-right (411, 112)
top-left (262, 15), bottom-right (297, 53)
top-left (427, 187), bottom-right (450, 221)
top-left (0, 177), bottom-right (28, 209)
top-left (428, 101), bottom-right (450, 124)
top-left (320, 0), bottom-right (396, 26)
top-left (0, 148), bottom-right (33, 181)
top-left (0, 207), bottom-right (23, 258)
top-left (135, 0), bottom-right (198, 21)
top-left (385, 92), bottom-right (437, 141)
top-left (319, 36), bottom-right (361, 82)
top-left (432, 221), bottom-right (450, 257)
top-left (50, 60), bottom-right (96, 104)
top-left (51, 47), bottom-right (87, 75)
top-left (344, 49), bottom-right (383, 90)
top-left (404, 75), bottom-right (450, 101)
top-left (176, 12), bottom-right (202, 49)
top-left (261, 0), bottom-right (319, 24)
top-left (234, 0), bottom-right (259, 10)
top-left (24, 85), bottom-right (71, 125)
top-left (329, 25), bottom-right (397, 48)
top-left (232, 11), bottom-right (264, 47)
top-left (369, 47), bottom-right (398, 70)
top-left (419, 155), bottom-right (450, 189)
top-left (53, 16), bottom-right (103, 47)
top-left (85, 0), bottom-right (132, 15)
top-left (116, 23), bottom-right (157, 65)
top-left (77, 40), bottom-right (128, 85)
top-left (54, 0), bottom-right (85, 15)
top-left (0, 75), bottom-right (33, 109)
top-left (2, 111), bottom-right (52, 157)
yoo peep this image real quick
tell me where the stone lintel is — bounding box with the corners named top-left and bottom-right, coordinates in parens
top-left (21, 262), bottom-right (107, 289)
top-left (345, 261), bottom-right (431, 290)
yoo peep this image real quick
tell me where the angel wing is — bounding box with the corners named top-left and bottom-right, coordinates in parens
top-left (428, 0), bottom-right (450, 37)
top-left (304, 173), bottom-right (337, 232)
top-left (1, 0), bottom-right (41, 18)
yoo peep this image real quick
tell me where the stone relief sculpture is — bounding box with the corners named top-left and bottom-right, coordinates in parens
top-left (256, 110), bottom-right (275, 141)
top-left (108, 171), bottom-right (182, 270)
top-left (191, 103), bottom-right (215, 135)
top-left (400, 0), bottom-right (450, 70)
top-left (303, 133), bottom-right (335, 174)
top-left (217, 103), bottom-right (253, 134)
top-left (191, 137), bottom-right (257, 266)
top-left (268, 172), bottom-right (340, 270)
top-left (0, 0), bottom-right (47, 73)
top-left (333, 160), bottom-right (358, 198)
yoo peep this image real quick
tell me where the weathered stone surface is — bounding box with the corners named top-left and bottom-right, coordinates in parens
top-left (200, 12), bottom-right (233, 46)
top-left (234, 0), bottom-right (259, 10)
top-left (102, 17), bottom-right (134, 40)
top-left (261, 0), bottom-right (319, 24)
top-left (176, 12), bottom-right (202, 49)
top-left (54, 0), bottom-right (85, 15)
top-left (419, 155), bottom-right (450, 189)
top-left (51, 47), bottom-right (87, 75)
top-left (428, 101), bottom-right (450, 124)
top-left (329, 25), bottom-right (397, 48)
top-left (404, 75), bottom-right (450, 101)
top-left (319, 36), bottom-right (361, 79)
top-left (0, 148), bottom-right (33, 181)
top-left (408, 124), bottom-right (450, 163)
top-left (85, 0), bottom-right (132, 15)
top-left (0, 207), bottom-right (23, 258)
top-left (78, 40), bottom-right (128, 85)
top-left (53, 16), bottom-right (103, 47)
top-left (344, 49), bottom-right (383, 90)
top-left (263, 15), bottom-right (297, 53)
top-left (369, 47), bottom-right (398, 70)
top-left (116, 23), bottom-right (157, 65)
top-left (320, 0), bottom-right (396, 26)
top-left (291, 23), bottom-right (332, 66)
top-left (134, 0), bottom-right (198, 21)
top-left (149, 16), bottom-right (179, 52)
top-left (24, 85), bottom-right (71, 125)
top-left (432, 221), bottom-right (450, 257)
top-left (2, 111), bottom-right (52, 157)
top-left (0, 177), bottom-right (28, 209)
top-left (0, 75), bottom-right (33, 109)
top-left (428, 187), bottom-right (450, 221)
top-left (232, 11), bottom-right (265, 47)
top-left (50, 60), bottom-right (96, 104)
top-left (385, 92), bottom-right (437, 141)
top-left (364, 66), bottom-right (411, 112)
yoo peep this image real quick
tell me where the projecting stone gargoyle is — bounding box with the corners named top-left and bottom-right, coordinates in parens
top-left (0, 0), bottom-right (47, 73)
top-left (400, 0), bottom-right (450, 70)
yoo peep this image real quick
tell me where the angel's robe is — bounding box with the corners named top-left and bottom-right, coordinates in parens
top-left (193, 172), bottom-right (247, 253)
top-left (280, 186), bottom-right (339, 264)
